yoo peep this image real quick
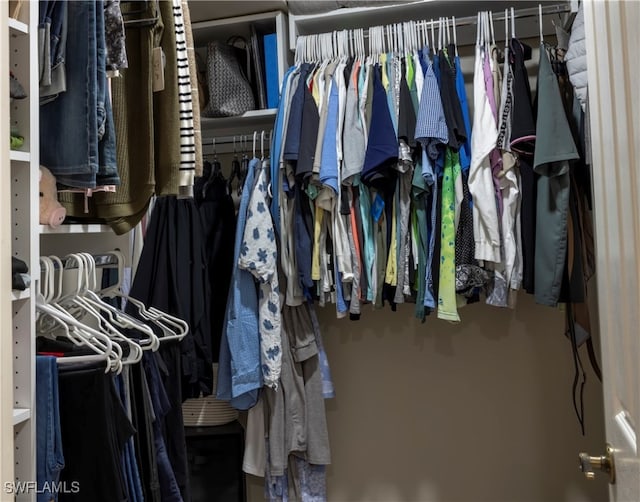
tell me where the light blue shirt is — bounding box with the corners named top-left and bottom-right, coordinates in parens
top-left (270, 65), bottom-right (298, 234)
top-left (319, 78), bottom-right (339, 193)
top-left (217, 158), bottom-right (262, 410)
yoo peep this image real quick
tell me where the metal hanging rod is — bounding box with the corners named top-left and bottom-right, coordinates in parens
top-left (299, 3), bottom-right (571, 41)
top-left (41, 253), bottom-right (121, 271)
top-left (429, 3), bottom-right (570, 29)
top-left (201, 131), bottom-right (273, 150)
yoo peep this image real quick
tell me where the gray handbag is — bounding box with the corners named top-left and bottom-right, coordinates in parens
top-left (202, 38), bottom-right (255, 118)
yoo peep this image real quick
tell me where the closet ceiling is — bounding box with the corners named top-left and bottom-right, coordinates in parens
top-left (187, 0), bottom-right (566, 23)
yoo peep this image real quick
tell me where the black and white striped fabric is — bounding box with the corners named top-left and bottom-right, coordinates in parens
top-left (173, 0), bottom-right (196, 194)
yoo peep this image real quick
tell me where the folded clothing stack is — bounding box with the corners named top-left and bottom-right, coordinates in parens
top-left (12, 257), bottom-right (30, 291)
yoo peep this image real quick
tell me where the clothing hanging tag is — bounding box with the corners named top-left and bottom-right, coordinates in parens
top-left (152, 47), bottom-right (165, 92)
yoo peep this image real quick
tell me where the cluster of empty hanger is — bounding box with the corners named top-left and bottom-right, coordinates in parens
top-left (36, 250), bottom-right (188, 374)
top-left (294, 18), bottom-right (464, 64)
top-left (294, 4), bottom-right (553, 64)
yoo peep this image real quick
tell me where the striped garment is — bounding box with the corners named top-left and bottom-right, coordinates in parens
top-left (172, 0), bottom-right (196, 196)
top-left (414, 60), bottom-right (448, 158)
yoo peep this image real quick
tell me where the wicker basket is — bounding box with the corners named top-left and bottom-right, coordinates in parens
top-left (182, 363), bottom-right (239, 427)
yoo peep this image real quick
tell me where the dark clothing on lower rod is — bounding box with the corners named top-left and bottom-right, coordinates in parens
top-left (57, 367), bottom-right (134, 502)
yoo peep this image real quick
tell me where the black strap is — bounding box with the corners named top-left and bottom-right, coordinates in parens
top-left (566, 301), bottom-right (587, 436)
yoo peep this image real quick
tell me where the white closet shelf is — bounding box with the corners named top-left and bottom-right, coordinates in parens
top-left (39, 224), bottom-right (113, 234)
top-left (8, 18), bottom-right (28, 35)
top-left (10, 150), bottom-right (30, 162)
top-left (12, 408), bottom-right (30, 426)
top-left (11, 289), bottom-right (30, 302)
top-left (200, 109), bottom-right (277, 136)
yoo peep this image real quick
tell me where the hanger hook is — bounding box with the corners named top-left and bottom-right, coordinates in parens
top-left (253, 131), bottom-right (257, 159)
top-left (452, 16), bottom-right (458, 57)
top-left (538, 3), bottom-right (544, 44)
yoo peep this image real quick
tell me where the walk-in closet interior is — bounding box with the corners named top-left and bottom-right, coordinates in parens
top-left (1, 1), bottom-right (639, 501)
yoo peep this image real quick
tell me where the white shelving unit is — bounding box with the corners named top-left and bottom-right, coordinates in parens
top-left (39, 224), bottom-right (114, 234)
top-left (0, 4), bottom-right (15, 491)
top-left (12, 409), bottom-right (30, 427)
top-left (191, 10), bottom-right (289, 139)
top-left (1, 1), bottom-right (39, 499)
top-left (10, 149), bottom-right (30, 162)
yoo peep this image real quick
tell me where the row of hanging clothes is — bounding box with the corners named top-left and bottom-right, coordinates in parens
top-left (35, 251), bottom-right (194, 501)
top-left (196, 130), bottom-right (335, 500)
top-left (269, 5), bottom-right (594, 327)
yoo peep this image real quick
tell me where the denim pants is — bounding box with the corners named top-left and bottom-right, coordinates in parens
top-left (36, 356), bottom-right (65, 502)
top-left (38, 0), bottom-right (67, 101)
top-left (40, 0), bottom-right (119, 188)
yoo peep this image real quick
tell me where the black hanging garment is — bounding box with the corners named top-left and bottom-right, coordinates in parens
top-left (57, 365), bottom-right (135, 502)
top-left (127, 195), bottom-right (215, 501)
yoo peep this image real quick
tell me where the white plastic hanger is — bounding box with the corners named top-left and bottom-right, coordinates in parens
top-left (429, 19), bottom-right (436, 56)
top-left (37, 256), bottom-right (121, 372)
top-left (294, 35), bottom-right (304, 65)
top-left (504, 8), bottom-right (509, 49)
top-left (98, 250), bottom-right (189, 343)
top-left (485, 11), bottom-right (492, 50)
top-left (489, 11), bottom-right (496, 47)
top-left (252, 130), bottom-right (257, 159)
top-left (36, 293), bottom-right (117, 372)
top-left (59, 253), bottom-right (141, 368)
top-left (538, 3), bottom-right (544, 45)
top-left (445, 17), bottom-right (451, 49)
top-left (78, 252), bottom-right (159, 353)
top-left (452, 16), bottom-right (458, 57)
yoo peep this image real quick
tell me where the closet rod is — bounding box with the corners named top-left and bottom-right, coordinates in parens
top-left (201, 132), bottom-right (273, 149)
top-left (42, 254), bottom-right (121, 270)
top-left (302, 3), bottom-right (571, 39)
top-left (427, 3), bottom-right (570, 29)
